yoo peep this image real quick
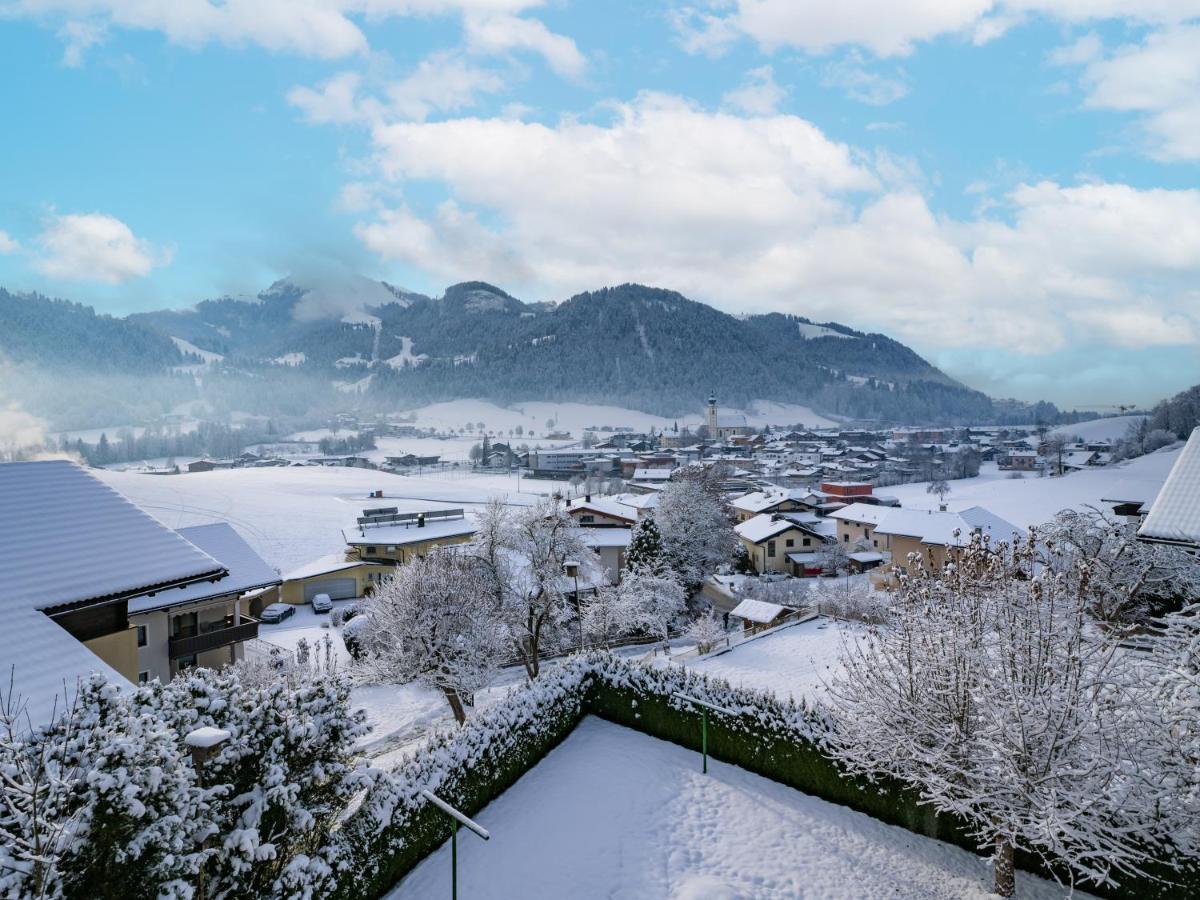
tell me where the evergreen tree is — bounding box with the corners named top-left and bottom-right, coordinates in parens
top-left (626, 517), bottom-right (665, 575)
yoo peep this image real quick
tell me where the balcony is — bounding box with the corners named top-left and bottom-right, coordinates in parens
top-left (169, 616), bottom-right (259, 659)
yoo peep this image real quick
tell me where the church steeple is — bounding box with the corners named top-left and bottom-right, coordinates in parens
top-left (706, 392), bottom-right (718, 436)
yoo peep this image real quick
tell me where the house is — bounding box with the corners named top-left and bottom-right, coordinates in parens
top-left (1000, 449), bottom-right (1039, 471)
top-left (384, 454), bottom-right (441, 469)
top-left (0, 460), bottom-right (231, 724)
top-left (580, 527), bottom-right (632, 584)
top-left (1138, 428), bottom-right (1200, 551)
top-left (281, 554), bottom-right (389, 604)
top-left (728, 598), bottom-right (788, 634)
top-left (872, 506), bottom-right (1023, 579)
top-left (343, 506), bottom-right (477, 564)
top-left (735, 513), bottom-right (829, 575)
top-left (128, 523), bottom-right (279, 684)
top-left (730, 489), bottom-right (813, 523)
top-left (829, 502), bottom-right (892, 550)
top-left (567, 495), bottom-right (638, 528)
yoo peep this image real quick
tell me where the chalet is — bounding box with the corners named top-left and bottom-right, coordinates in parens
top-left (731, 489), bottom-right (814, 522)
top-left (343, 506), bottom-right (477, 564)
top-left (0, 460), bottom-right (232, 724)
top-left (999, 449), bottom-right (1040, 471)
top-left (1138, 428), bottom-right (1200, 551)
top-left (567, 495), bottom-right (638, 528)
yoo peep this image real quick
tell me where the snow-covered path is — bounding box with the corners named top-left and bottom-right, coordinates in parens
top-left (388, 716), bottom-right (1086, 899)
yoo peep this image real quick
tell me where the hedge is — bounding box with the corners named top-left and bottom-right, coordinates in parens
top-left (333, 655), bottom-right (1197, 900)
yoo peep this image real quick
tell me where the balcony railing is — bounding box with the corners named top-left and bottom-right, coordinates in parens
top-left (169, 616), bottom-right (259, 659)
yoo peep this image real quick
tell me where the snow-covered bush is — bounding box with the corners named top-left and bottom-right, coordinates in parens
top-left (684, 611), bottom-right (728, 655)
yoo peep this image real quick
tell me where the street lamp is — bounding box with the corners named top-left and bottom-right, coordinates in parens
top-left (672, 692), bottom-right (737, 775)
top-left (185, 726), bottom-right (231, 900)
top-left (564, 560), bottom-right (582, 653)
top-left (420, 789), bottom-right (490, 900)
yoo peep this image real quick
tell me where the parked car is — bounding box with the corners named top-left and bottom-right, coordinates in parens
top-left (310, 592), bottom-right (333, 613)
top-left (259, 603), bottom-right (295, 624)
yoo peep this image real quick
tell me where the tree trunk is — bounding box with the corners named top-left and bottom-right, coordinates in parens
top-left (442, 687), bottom-right (467, 725)
top-left (993, 834), bottom-right (1015, 898)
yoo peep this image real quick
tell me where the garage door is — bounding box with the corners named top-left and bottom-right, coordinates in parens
top-left (304, 577), bottom-right (357, 601)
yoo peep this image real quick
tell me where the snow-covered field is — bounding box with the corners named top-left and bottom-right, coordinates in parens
top-left (883, 450), bottom-right (1178, 529)
top-left (94, 466), bottom-right (554, 573)
top-left (1050, 415), bottom-right (1147, 443)
top-left (388, 716), bottom-right (1083, 900)
top-left (690, 618), bottom-right (863, 706)
top-left (399, 398), bottom-right (838, 434)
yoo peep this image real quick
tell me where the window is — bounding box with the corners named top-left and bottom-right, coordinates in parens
top-left (767, 540), bottom-right (776, 558)
top-left (785, 538), bottom-right (794, 548)
top-left (176, 654), bottom-right (197, 671)
top-left (136, 624), bottom-right (148, 647)
top-left (366, 546), bottom-right (377, 554)
top-left (580, 515), bottom-right (595, 524)
top-left (137, 671), bottom-right (150, 684)
top-left (842, 534), bottom-right (849, 543)
top-left (803, 537), bottom-right (811, 546)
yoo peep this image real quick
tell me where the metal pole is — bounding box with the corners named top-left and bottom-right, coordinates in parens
top-left (702, 708), bottom-right (708, 775)
top-left (452, 819), bottom-right (458, 900)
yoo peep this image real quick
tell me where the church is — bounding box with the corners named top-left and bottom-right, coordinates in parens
top-left (705, 393), bottom-right (753, 440)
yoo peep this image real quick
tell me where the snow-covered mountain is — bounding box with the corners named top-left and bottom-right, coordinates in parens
top-left (1, 276), bottom-right (1035, 426)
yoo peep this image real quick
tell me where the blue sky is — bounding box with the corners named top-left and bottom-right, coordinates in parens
top-left (1, 1), bottom-right (1199, 409)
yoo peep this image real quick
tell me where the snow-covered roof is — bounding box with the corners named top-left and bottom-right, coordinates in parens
top-left (828, 502), bottom-right (891, 526)
top-left (0, 460), bottom-right (225, 612)
top-left (874, 505), bottom-right (1022, 547)
top-left (848, 551), bottom-right (884, 563)
top-left (730, 598), bottom-right (785, 623)
top-left (614, 492), bottom-right (658, 511)
top-left (7, 606), bottom-right (130, 729)
top-left (735, 514), bottom-right (804, 544)
top-left (343, 518), bottom-right (477, 546)
top-left (282, 553), bottom-right (383, 581)
top-left (568, 496), bottom-right (637, 522)
top-left (1139, 428), bottom-right (1200, 546)
top-left (129, 523), bottom-right (280, 614)
top-left (731, 490), bottom-right (809, 514)
top-left (631, 468), bottom-right (673, 481)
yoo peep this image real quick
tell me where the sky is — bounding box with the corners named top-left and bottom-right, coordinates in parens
top-left (1, 1), bottom-right (1199, 410)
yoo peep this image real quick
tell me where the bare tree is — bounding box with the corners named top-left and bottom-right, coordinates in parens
top-left (926, 478), bottom-right (950, 506)
top-left (826, 531), bottom-right (1170, 896)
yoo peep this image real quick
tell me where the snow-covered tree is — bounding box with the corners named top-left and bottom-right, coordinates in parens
top-left (926, 479), bottom-right (950, 505)
top-left (621, 569), bottom-right (688, 642)
top-left (655, 479), bottom-right (733, 590)
top-left (469, 497), bottom-right (600, 679)
top-left (1040, 506), bottom-right (1200, 624)
top-left (353, 550), bottom-right (505, 723)
top-left (685, 611), bottom-right (728, 655)
top-left (826, 531), bottom-right (1170, 896)
top-left (625, 516), bottom-right (665, 574)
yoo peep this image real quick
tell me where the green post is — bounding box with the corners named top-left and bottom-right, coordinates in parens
top-left (702, 708), bottom-right (708, 774)
top-left (452, 818), bottom-right (458, 900)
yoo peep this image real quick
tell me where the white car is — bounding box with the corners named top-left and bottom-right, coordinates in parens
top-left (310, 592), bottom-right (333, 613)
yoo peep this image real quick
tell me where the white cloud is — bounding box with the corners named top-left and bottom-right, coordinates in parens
top-left (0, 231), bottom-right (19, 254)
top-left (16, 1), bottom-right (581, 68)
top-left (721, 65), bottom-right (786, 115)
top-left (288, 53), bottom-right (508, 125)
top-left (821, 52), bottom-right (908, 105)
top-left (672, 1), bottom-right (1200, 58)
top-left (462, 12), bottom-right (586, 78)
top-left (34, 212), bottom-right (170, 283)
top-left (1069, 25), bottom-right (1200, 160)
top-left (344, 94), bottom-right (1200, 356)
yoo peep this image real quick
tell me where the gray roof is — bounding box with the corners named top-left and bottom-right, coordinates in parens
top-left (0, 460), bottom-right (226, 611)
top-left (1139, 429), bottom-right (1200, 546)
top-left (129, 523), bottom-right (280, 614)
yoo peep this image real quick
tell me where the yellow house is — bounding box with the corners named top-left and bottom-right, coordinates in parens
top-left (730, 490), bottom-right (815, 523)
top-left (871, 506), bottom-right (1023, 583)
top-left (343, 506), bottom-right (477, 565)
top-left (829, 502), bottom-right (891, 550)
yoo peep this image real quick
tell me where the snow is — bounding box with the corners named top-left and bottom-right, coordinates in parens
top-left (389, 716), bottom-right (1081, 900)
top-left (1139, 427), bottom-right (1200, 544)
top-left (1050, 415), bottom-right (1147, 443)
top-left (256, 599), bottom-right (355, 666)
top-left (170, 336), bottom-right (223, 363)
top-left (271, 352), bottom-right (306, 366)
top-left (334, 374), bottom-right (373, 393)
top-left (690, 618), bottom-right (863, 706)
top-left (184, 725), bottom-right (231, 748)
top-left (729, 598), bottom-right (784, 623)
top-left (341, 311), bottom-right (381, 328)
top-left (382, 336), bottom-right (427, 369)
top-left (795, 321), bottom-right (852, 340)
top-left (883, 452), bottom-right (1181, 529)
top-left (399, 398), bottom-right (837, 436)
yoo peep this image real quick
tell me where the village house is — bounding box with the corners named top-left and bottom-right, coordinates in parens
top-left (734, 513), bottom-right (831, 576)
top-left (0, 460), bottom-right (240, 723)
top-left (730, 488), bottom-right (814, 523)
top-left (871, 506), bottom-right (1023, 584)
top-left (128, 522), bottom-right (279, 684)
top-left (566, 495), bottom-right (639, 528)
top-left (343, 506), bottom-right (477, 565)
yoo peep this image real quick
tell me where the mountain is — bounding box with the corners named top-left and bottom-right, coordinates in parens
top-left (0, 277), bottom-right (1052, 429)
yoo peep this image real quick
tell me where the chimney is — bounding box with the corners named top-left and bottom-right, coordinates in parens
top-left (939, 503), bottom-right (947, 512)
top-left (585, 493), bottom-right (591, 503)
top-left (417, 513), bottom-right (425, 528)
